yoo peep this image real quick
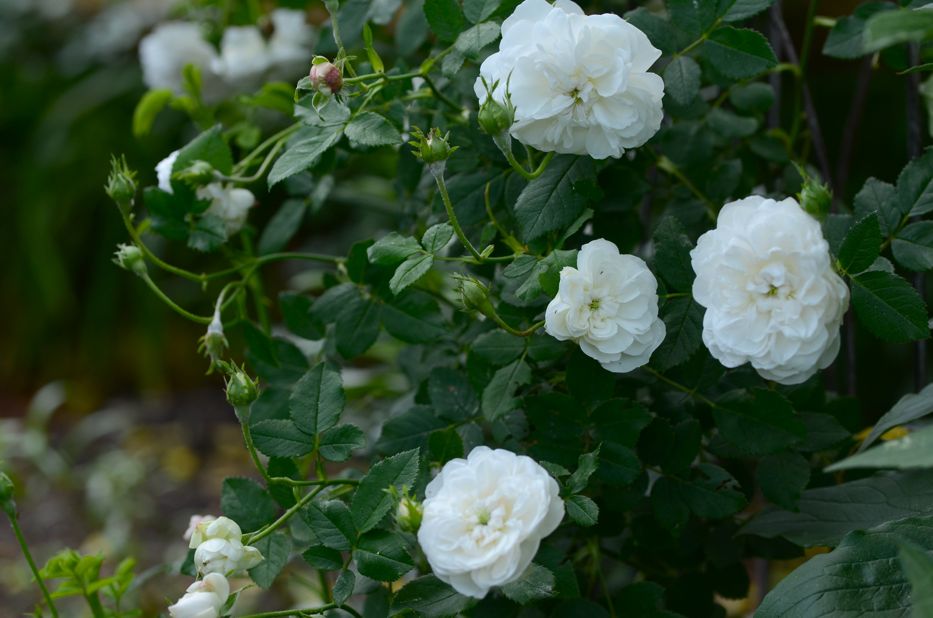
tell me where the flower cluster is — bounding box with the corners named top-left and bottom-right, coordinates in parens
top-left (546, 239), bottom-right (666, 373)
top-left (475, 0), bottom-right (665, 159)
top-left (691, 195), bottom-right (850, 384)
top-left (140, 9), bottom-right (314, 100)
top-left (418, 447), bottom-right (565, 598)
top-left (156, 151), bottom-right (255, 239)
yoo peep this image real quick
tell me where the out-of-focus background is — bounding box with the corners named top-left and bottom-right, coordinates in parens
top-left (0, 0), bottom-right (926, 615)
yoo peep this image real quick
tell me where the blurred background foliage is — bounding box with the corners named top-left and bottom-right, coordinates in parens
top-left (0, 0), bottom-right (928, 615)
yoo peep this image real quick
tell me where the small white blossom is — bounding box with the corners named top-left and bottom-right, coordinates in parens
top-left (187, 515), bottom-right (236, 549)
top-left (197, 184), bottom-right (255, 237)
top-left (156, 149), bottom-right (180, 194)
top-left (212, 26), bottom-right (269, 89)
top-left (183, 515), bottom-right (216, 543)
top-left (417, 447), bottom-right (564, 599)
top-left (691, 195), bottom-right (850, 385)
top-left (545, 239), bottom-right (666, 373)
top-left (139, 22), bottom-right (218, 95)
top-left (474, 0), bottom-right (664, 159)
top-left (168, 572), bottom-right (229, 618)
top-left (195, 537), bottom-right (264, 576)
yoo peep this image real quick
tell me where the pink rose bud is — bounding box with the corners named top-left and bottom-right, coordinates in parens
top-left (309, 60), bottom-right (342, 95)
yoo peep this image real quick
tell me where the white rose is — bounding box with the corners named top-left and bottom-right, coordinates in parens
top-left (187, 515), bottom-right (239, 549)
top-left (212, 26), bottom-right (269, 89)
top-left (194, 538), bottom-right (264, 576)
top-left (139, 22), bottom-right (217, 95)
top-left (156, 150), bottom-right (180, 194)
top-left (267, 9), bottom-right (315, 77)
top-left (168, 572), bottom-right (229, 618)
top-left (690, 195), bottom-right (850, 385)
top-left (417, 446), bottom-right (564, 599)
top-left (197, 184), bottom-right (255, 237)
top-left (545, 239), bottom-right (666, 373)
top-left (474, 0), bottom-right (664, 159)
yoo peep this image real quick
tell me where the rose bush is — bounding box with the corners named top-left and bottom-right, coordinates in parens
top-left (5, 0), bottom-right (933, 616)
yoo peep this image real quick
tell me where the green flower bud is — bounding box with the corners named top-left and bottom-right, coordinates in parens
top-left (477, 96), bottom-right (514, 137)
top-left (198, 310), bottom-right (228, 368)
top-left (173, 160), bottom-right (216, 186)
top-left (795, 163), bottom-right (832, 221)
top-left (409, 127), bottom-right (458, 167)
top-left (0, 472), bottom-right (16, 517)
top-left (105, 155), bottom-right (137, 213)
top-left (224, 365), bottom-right (259, 409)
top-left (396, 494), bottom-right (423, 534)
top-left (113, 244), bottom-right (147, 278)
top-left (456, 275), bottom-right (497, 320)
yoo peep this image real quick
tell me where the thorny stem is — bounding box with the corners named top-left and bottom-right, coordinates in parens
top-left (6, 513), bottom-right (60, 618)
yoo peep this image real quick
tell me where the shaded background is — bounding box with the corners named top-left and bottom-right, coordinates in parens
top-left (0, 0), bottom-right (927, 615)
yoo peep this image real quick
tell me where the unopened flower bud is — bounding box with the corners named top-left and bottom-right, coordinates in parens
top-left (478, 96), bottom-right (514, 137)
top-left (456, 276), bottom-right (496, 319)
top-left (310, 56), bottom-right (342, 95)
top-left (199, 309), bottom-right (228, 367)
top-left (113, 244), bottom-right (147, 277)
top-left (799, 177), bottom-right (832, 221)
top-left (0, 473), bottom-right (15, 517)
top-left (396, 494), bottom-right (423, 533)
top-left (410, 127), bottom-right (458, 171)
top-left (174, 160), bottom-right (216, 186)
top-left (105, 155), bottom-right (138, 213)
top-left (224, 365), bottom-right (259, 409)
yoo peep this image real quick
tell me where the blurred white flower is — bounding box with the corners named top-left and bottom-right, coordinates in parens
top-left (691, 195), bottom-right (850, 385)
top-left (139, 22), bottom-right (217, 95)
top-left (545, 239), bottom-right (666, 373)
top-left (418, 447), bottom-right (564, 599)
top-left (197, 184), bottom-right (255, 237)
top-left (212, 26), bottom-right (269, 89)
top-left (267, 8), bottom-right (315, 78)
top-left (168, 572), bottom-right (229, 618)
top-left (156, 150), bottom-right (179, 194)
top-left (474, 0), bottom-right (664, 159)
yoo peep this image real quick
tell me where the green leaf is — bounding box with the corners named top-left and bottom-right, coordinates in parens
top-left (653, 216), bottom-right (696, 292)
top-left (513, 155), bottom-right (597, 242)
top-left (854, 176), bottom-right (899, 235)
top-left (707, 108), bottom-right (759, 138)
top-left (481, 359), bottom-right (532, 421)
top-left (423, 0), bottom-right (465, 42)
top-left (389, 253), bottom-right (434, 295)
top-left (899, 540), bottom-right (933, 617)
top-left (302, 545), bottom-right (343, 570)
top-left (345, 112), bottom-right (401, 149)
top-left (381, 290), bottom-right (447, 344)
top-left (822, 2), bottom-right (894, 59)
top-left (863, 8), bottom-right (933, 53)
top-left (289, 362), bottom-right (345, 436)
top-left (742, 469), bottom-right (933, 547)
top-left (700, 26), bottom-right (778, 79)
top-left (597, 441), bottom-right (642, 485)
top-left (354, 531), bottom-right (415, 582)
top-left (860, 383), bottom-right (933, 452)
top-left (333, 569), bottom-right (356, 605)
top-left (724, 0), bottom-right (775, 22)
top-left (663, 56), bottom-right (701, 106)
top-left (133, 89), bottom-right (173, 137)
top-left (893, 221), bottom-right (933, 271)
top-left (471, 330), bottom-right (524, 366)
top-left (268, 125), bottom-right (343, 188)
top-left (335, 293), bottom-right (382, 358)
top-left (248, 533), bottom-right (292, 589)
top-left (392, 575), bottom-right (472, 615)
top-left (221, 478), bottom-right (279, 532)
top-left (428, 368), bottom-right (478, 422)
top-left (428, 427), bottom-right (464, 463)
top-left (251, 419), bottom-right (315, 457)
top-left (565, 495), bottom-right (599, 527)
top-left (898, 150), bottom-right (933, 217)
top-left (757, 451), bottom-right (810, 511)
top-left (367, 233), bottom-right (422, 266)
top-left (188, 214), bottom-right (227, 252)
top-left (652, 297), bottom-right (703, 371)
top-left (756, 515), bottom-right (933, 617)
top-left (828, 424), bottom-right (933, 472)
top-left (376, 406), bottom-right (447, 455)
top-left (319, 424), bottom-right (366, 462)
top-left (174, 125), bottom-right (234, 181)
top-left (675, 463), bottom-right (747, 519)
top-left (443, 22), bottom-right (501, 75)
top-left (421, 223), bottom-right (454, 253)
top-left (729, 82), bottom-right (775, 113)
top-left (258, 199), bottom-right (306, 255)
top-left (351, 448), bottom-right (420, 533)
top-left (713, 390), bottom-right (806, 456)
top-left (850, 269), bottom-right (929, 343)
top-left (463, 0), bottom-right (501, 22)
top-left (501, 563), bottom-right (556, 605)
top-left (301, 500), bottom-right (357, 551)
top-left (567, 447), bottom-right (601, 494)
top-left (279, 292), bottom-right (325, 340)
top-left (838, 212), bottom-right (882, 274)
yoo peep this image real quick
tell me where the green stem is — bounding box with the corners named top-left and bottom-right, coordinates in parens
top-left (241, 418), bottom-right (272, 484)
top-left (84, 589), bottom-right (106, 618)
top-left (240, 231), bottom-right (270, 333)
top-left (237, 603), bottom-right (336, 617)
top-left (246, 485), bottom-right (326, 546)
top-left (221, 139), bottom-right (286, 184)
top-left (140, 274), bottom-right (212, 324)
top-left (267, 477), bottom-right (359, 487)
top-left (652, 152), bottom-right (717, 221)
top-left (6, 514), bottom-right (60, 618)
top-left (789, 0), bottom-right (820, 146)
top-left (421, 73), bottom-right (461, 112)
top-left (644, 367), bottom-right (718, 409)
top-left (122, 214), bottom-right (206, 283)
top-left (234, 124), bottom-right (301, 174)
top-left (344, 70), bottom-right (422, 85)
top-left (501, 142), bottom-right (555, 181)
top-left (433, 170), bottom-right (483, 261)
top-left (484, 183), bottom-right (526, 254)
top-left (492, 316), bottom-right (545, 338)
